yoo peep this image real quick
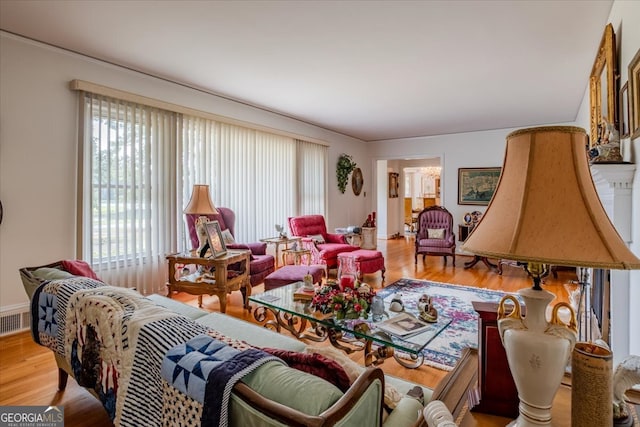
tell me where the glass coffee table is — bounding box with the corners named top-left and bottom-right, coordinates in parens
top-left (249, 282), bottom-right (451, 368)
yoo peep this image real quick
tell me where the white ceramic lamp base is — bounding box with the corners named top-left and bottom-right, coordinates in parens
top-left (499, 288), bottom-right (577, 427)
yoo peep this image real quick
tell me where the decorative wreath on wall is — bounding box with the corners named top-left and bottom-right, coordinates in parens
top-left (336, 154), bottom-right (357, 194)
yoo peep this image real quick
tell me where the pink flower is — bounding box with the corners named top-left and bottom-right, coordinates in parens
top-left (354, 303), bottom-right (362, 312)
top-left (334, 303), bottom-right (343, 311)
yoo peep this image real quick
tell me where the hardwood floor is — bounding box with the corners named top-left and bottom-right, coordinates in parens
top-left (0, 237), bottom-right (578, 426)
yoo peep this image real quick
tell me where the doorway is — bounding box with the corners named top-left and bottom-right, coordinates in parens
top-left (375, 157), bottom-right (442, 240)
top-left (403, 166), bottom-right (442, 234)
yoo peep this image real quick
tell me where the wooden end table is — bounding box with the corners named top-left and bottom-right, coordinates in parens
top-left (166, 250), bottom-right (251, 313)
top-left (259, 236), bottom-right (301, 268)
top-left (281, 248), bottom-right (311, 266)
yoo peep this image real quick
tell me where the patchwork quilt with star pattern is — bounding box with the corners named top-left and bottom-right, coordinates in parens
top-left (31, 278), bottom-right (277, 427)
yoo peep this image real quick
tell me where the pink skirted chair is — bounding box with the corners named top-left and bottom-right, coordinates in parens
top-left (414, 206), bottom-right (456, 266)
top-left (287, 215), bottom-right (359, 272)
top-left (186, 208), bottom-right (275, 286)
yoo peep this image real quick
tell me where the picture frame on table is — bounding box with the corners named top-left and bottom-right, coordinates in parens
top-left (458, 167), bottom-right (501, 206)
top-left (388, 172), bottom-right (399, 198)
top-left (204, 220), bottom-right (227, 258)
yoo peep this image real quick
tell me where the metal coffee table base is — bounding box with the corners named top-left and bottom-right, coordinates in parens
top-left (253, 306), bottom-right (424, 368)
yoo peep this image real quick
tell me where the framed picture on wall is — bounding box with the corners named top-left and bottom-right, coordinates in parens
top-left (205, 220), bottom-right (227, 258)
top-left (620, 82), bottom-right (630, 138)
top-left (388, 172), bottom-right (399, 198)
top-left (458, 167), bottom-right (501, 205)
top-left (629, 48), bottom-right (640, 139)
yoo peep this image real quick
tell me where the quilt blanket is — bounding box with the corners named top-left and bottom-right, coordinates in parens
top-left (31, 279), bottom-right (270, 427)
top-left (161, 335), bottom-right (281, 427)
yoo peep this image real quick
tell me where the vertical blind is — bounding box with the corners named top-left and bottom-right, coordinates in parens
top-left (80, 93), bottom-right (177, 293)
top-left (80, 91), bottom-right (327, 293)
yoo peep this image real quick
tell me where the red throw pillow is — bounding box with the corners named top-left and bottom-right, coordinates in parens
top-left (61, 260), bottom-right (102, 282)
top-left (261, 348), bottom-right (351, 392)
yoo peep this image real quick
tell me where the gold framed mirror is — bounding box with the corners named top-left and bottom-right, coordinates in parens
top-left (589, 24), bottom-right (616, 145)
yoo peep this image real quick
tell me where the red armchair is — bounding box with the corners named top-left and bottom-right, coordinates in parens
top-left (414, 206), bottom-right (456, 266)
top-left (186, 208), bottom-right (275, 286)
top-left (287, 215), bottom-right (359, 271)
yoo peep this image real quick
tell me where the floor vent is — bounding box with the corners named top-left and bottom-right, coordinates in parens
top-left (0, 308), bottom-right (30, 336)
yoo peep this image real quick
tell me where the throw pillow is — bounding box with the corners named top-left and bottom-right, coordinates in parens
top-left (261, 347), bottom-right (351, 392)
top-left (241, 361), bottom-right (343, 416)
top-left (221, 229), bottom-right (235, 245)
top-left (427, 228), bottom-right (445, 239)
top-left (307, 234), bottom-right (326, 244)
top-left (305, 345), bottom-right (403, 409)
top-left (61, 260), bottom-right (102, 281)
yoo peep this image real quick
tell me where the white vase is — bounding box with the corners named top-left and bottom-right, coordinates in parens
top-left (498, 288), bottom-right (577, 427)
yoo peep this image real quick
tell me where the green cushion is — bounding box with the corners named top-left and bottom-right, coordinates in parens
top-left (146, 294), bottom-right (208, 320)
top-left (241, 360), bottom-right (343, 415)
top-left (22, 267), bottom-right (76, 299)
top-left (32, 267), bottom-right (76, 281)
top-left (382, 397), bottom-right (423, 427)
top-left (195, 313), bottom-right (306, 352)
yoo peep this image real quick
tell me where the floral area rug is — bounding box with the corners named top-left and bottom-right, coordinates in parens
top-left (376, 278), bottom-right (513, 371)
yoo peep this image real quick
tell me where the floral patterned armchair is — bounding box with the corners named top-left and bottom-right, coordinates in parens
top-left (186, 208), bottom-right (275, 286)
top-left (414, 206), bottom-right (456, 266)
top-left (287, 215), bottom-right (359, 271)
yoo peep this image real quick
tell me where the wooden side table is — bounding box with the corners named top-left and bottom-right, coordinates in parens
top-left (259, 236), bottom-right (301, 268)
top-left (470, 301), bottom-right (519, 418)
top-left (458, 224), bottom-right (474, 242)
top-left (361, 227), bottom-right (377, 249)
top-left (281, 248), bottom-right (311, 266)
top-left (166, 250), bottom-right (250, 312)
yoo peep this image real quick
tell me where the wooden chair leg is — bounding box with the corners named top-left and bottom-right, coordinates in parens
top-left (58, 368), bottom-right (68, 391)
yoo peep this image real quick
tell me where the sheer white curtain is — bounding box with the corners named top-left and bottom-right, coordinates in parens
top-left (80, 91), bottom-right (327, 289)
top-left (296, 139), bottom-right (328, 216)
top-left (79, 93), bottom-right (177, 294)
top-left (180, 117), bottom-right (297, 243)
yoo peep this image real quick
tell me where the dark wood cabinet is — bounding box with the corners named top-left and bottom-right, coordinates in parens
top-left (470, 301), bottom-right (520, 418)
top-left (458, 224), bottom-right (473, 242)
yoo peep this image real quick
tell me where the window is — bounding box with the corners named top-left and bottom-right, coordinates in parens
top-left (78, 85), bottom-right (327, 293)
top-left (80, 94), bottom-right (177, 293)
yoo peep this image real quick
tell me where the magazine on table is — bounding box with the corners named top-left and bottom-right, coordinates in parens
top-left (376, 312), bottom-right (433, 337)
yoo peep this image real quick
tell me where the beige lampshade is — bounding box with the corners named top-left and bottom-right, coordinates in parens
top-left (462, 126), bottom-right (640, 270)
top-left (183, 184), bottom-right (218, 215)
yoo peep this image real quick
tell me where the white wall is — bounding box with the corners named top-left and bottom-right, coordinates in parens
top-left (594, 0), bottom-right (640, 360)
top-left (0, 33), bottom-right (369, 310)
top-left (575, 0), bottom-right (640, 361)
top-left (371, 127), bottom-right (513, 229)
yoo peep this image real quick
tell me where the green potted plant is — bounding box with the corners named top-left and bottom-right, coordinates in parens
top-left (336, 154), bottom-right (356, 194)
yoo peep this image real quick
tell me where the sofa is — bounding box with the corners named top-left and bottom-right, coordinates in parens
top-left (21, 263), bottom-right (436, 427)
top-left (186, 207), bottom-right (275, 286)
top-left (288, 215), bottom-right (359, 271)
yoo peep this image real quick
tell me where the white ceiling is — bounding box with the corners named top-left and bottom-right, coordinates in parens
top-left (0, 0), bottom-right (613, 141)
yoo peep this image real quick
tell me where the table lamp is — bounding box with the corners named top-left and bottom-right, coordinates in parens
top-left (462, 126), bottom-right (640, 427)
top-left (184, 184), bottom-right (218, 255)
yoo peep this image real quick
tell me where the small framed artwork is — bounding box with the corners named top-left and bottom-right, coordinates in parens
top-left (620, 82), bottom-right (630, 138)
top-left (629, 48), bottom-right (640, 139)
top-left (458, 167), bottom-right (501, 206)
top-left (204, 220), bottom-right (227, 258)
top-left (388, 172), bottom-right (399, 198)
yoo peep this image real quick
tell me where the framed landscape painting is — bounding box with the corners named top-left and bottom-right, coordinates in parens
top-left (458, 167), bottom-right (501, 206)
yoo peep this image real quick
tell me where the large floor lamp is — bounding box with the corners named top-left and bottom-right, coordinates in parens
top-left (462, 126), bottom-right (640, 427)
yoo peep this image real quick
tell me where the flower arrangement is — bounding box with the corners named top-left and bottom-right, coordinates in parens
top-left (310, 280), bottom-right (376, 320)
top-left (336, 154), bottom-right (357, 194)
